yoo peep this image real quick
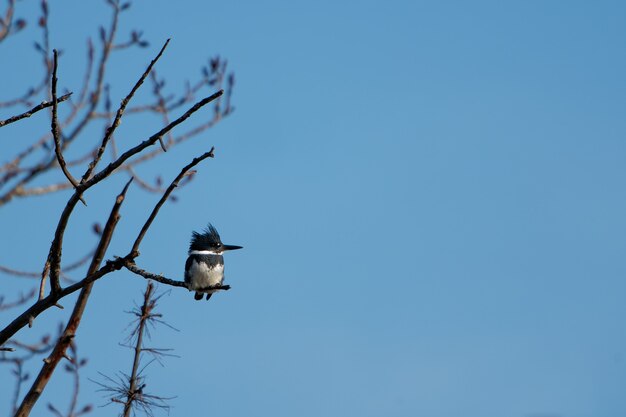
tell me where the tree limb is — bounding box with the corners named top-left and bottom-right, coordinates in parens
top-left (15, 177), bottom-right (133, 417)
top-left (121, 261), bottom-right (231, 292)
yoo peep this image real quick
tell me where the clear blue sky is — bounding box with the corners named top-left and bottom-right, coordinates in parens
top-left (1, 1), bottom-right (626, 416)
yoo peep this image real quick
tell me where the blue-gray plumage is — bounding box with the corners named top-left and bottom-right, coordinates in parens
top-left (184, 224), bottom-right (242, 301)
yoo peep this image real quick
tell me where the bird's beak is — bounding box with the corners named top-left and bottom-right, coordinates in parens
top-left (222, 244), bottom-right (243, 252)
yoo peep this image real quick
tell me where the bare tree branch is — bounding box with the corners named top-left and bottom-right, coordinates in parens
top-left (1, 246), bottom-right (96, 281)
top-left (85, 90), bottom-right (222, 190)
top-left (15, 177), bottom-right (132, 417)
top-left (38, 261), bottom-right (50, 301)
top-left (0, 0), bottom-right (17, 43)
top-left (0, 27), bottom-right (232, 207)
top-left (1, 5), bottom-right (238, 415)
top-left (0, 335), bottom-right (55, 362)
top-left (122, 261), bottom-right (230, 292)
top-left (122, 282), bottom-right (169, 417)
top-left (62, 0), bottom-right (121, 144)
top-left (0, 93), bottom-right (72, 128)
top-left (81, 38), bottom-right (171, 183)
top-left (131, 147), bottom-right (215, 256)
top-left (0, 0), bottom-right (52, 107)
top-left (0, 149), bottom-right (218, 347)
top-left (9, 360), bottom-right (26, 415)
top-left (0, 256), bottom-right (128, 347)
top-left (0, 265), bottom-right (39, 278)
top-left (123, 282), bottom-right (152, 417)
top-left (50, 49), bottom-right (83, 201)
top-left (149, 71), bottom-right (170, 152)
top-left (46, 342), bottom-right (92, 417)
top-left (0, 289), bottom-right (36, 311)
top-left (10, 182), bottom-right (73, 197)
top-left (95, 282), bottom-right (173, 416)
top-left (43, 89), bottom-right (221, 298)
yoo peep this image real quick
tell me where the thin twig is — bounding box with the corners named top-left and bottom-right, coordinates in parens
top-left (0, 93), bottom-right (72, 128)
top-left (125, 114), bottom-right (220, 168)
top-left (0, 336), bottom-right (55, 364)
top-left (0, 54), bottom-right (232, 206)
top-left (63, 0), bottom-right (120, 144)
top-left (39, 261), bottom-right (50, 301)
top-left (1, 248), bottom-right (95, 280)
top-left (0, 265), bottom-right (39, 278)
top-left (123, 282), bottom-right (151, 417)
top-left (13, 183), bottom-right (74, 198)
top-left (10, 360), bottom-right (26, 416)
top-left (50, 50), bottom-right (83, 204)
top-left (0, 0), bottom-right (16, 43)
top-left (0, 289), bottom-right (36, 311)
top-left (45, 342), bottom-right (92, 417)
top-left (0, 1), bottom-right (50, 105)
top-left (95, 282), bottom-right (173, 415)
top-left (86, 91), bottom-right (222, 190)
top-left (81, 38), bottom-right (171, 183)
top-left (149, 71), bottom-right (170, 152)
top-left (131, 148), bottom-right (214, 255)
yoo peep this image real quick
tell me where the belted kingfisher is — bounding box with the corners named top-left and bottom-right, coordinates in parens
top-left (184, 224), bottom-right (242, 301)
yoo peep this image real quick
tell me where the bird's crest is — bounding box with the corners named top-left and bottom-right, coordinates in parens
top-left (189, 224), bottom-right (222, 252)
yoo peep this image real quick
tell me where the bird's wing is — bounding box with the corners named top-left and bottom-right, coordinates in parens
top-left (184, 256), bottom-right (194, 285)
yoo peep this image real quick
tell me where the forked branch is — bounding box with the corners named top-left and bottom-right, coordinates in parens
top-left (0, 149), bottom-right (218, 347)
top-left (15, 177), bottom-right (133, 417)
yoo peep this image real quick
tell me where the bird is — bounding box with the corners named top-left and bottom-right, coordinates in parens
top-left (184, 224), bottom-right (242, 301)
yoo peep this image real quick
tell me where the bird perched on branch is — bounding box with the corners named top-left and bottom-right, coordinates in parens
top-left (184, 224), bottom-right (242, 301)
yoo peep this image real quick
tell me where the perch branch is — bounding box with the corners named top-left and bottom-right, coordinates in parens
top-left (122, 261), bottom-right (230, 292)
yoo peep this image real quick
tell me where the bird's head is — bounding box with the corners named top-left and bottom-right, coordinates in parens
top-left (188, 224), bottom-right (243, 255)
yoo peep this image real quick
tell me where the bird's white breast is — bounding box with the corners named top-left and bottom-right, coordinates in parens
top-left (188, 260), bottom-right (224, 291)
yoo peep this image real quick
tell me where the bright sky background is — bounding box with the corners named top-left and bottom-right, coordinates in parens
top-left (2, 1), bottom-right (626, 416)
